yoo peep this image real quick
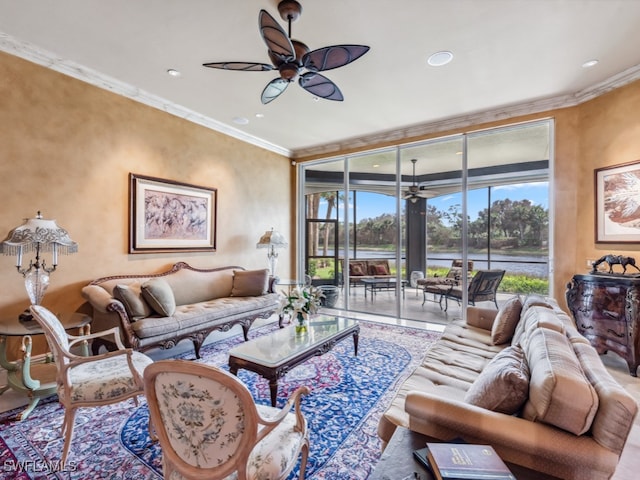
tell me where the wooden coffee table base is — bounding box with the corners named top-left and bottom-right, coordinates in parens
top-left (229, 323), bottom-right (359, 407)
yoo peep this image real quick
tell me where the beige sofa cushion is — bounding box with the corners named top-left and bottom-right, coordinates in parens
top-left (142, 278), bottom-right (177, 316)
top-left (572, 341), bottom-right (639, 453)
top-left (522, 328), bottom-right (599, 435)
top-left (231, 269), bottom-right (269, 296)
top-left (491, 295), bottom-right (523, 345)
top-left (464, 344), bottom-right (530, 414)
top-left (512, 305), bottom-right (566, 346)
top-left (113, 282), bottom-right (152, 320)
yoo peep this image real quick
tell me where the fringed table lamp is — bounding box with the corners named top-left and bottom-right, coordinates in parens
top-left (1, 211), bottom-right (78, 322)
top-left (256, 228), bottom-right (287, 277)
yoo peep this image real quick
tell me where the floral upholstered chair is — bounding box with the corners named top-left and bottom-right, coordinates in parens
top-left (144, 360), bottom-right (310, 480)
top-left (29, 305), bottom-right (153, 466)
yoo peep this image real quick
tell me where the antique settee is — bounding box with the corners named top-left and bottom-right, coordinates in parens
top-left (378, 295), bottom-right (638, 480)
top-left (81, 262), bottom-right (279, 358)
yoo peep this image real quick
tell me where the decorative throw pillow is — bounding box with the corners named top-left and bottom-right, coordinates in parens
top-left (141, 278), bottom-right (176, 316)
top-left (231, 269), bottom-right (269, 297)
top-left (491, 295), bottom-right (523, 345)
top-left (113, 282), bottom-right (152, 320)
top-left (464, 345), bottom-right (530, 415)
top-left (370, 264), bottom-right (390, 275)
top-left (350, 263), bottom-right (366, 276)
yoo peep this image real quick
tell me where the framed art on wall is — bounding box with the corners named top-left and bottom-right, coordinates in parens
top-left (129, 173), bottom-right (217, 253)
top-left (595, 160), bottom-right (640, 243)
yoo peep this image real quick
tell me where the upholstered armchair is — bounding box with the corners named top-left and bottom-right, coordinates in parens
top-left (29, 305), bottom-right (153, 466)
top-left (144, 359), bottom-right (310, 480)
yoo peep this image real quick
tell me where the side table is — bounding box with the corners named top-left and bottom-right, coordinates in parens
top-left (370, 427), bottom-right (559, 480)
top-left (370, 427), bottom-right (432, 480)
top-left (0, 312), bottom-right (91, 420)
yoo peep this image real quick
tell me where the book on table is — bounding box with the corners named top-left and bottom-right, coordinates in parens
top-left (420, 442), bottom-right (516, 480)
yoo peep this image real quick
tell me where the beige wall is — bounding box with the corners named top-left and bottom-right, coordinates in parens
top-left (2, 48), bottom-right (640, 323)
top-left (576, 81), bottom-right (640, 268)
top-left (0, 52), bottom-right (293, 324)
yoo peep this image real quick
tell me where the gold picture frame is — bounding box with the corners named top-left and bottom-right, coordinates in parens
top-left (129, 173), bottom-right (217, 253)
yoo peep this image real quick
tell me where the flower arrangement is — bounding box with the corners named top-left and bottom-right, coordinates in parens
top-left (278, 285), bottom-right (324, 328)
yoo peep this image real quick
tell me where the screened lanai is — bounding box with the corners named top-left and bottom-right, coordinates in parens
top-left (299, 119), bottom-right (552, 323)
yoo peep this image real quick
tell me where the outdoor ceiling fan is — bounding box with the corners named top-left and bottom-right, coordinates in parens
top-left (403, 158), bottom-right (430, 203)
top-left (202, 0), bottom-right (370, 104)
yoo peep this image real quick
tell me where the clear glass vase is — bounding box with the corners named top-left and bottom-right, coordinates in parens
top-left (295, 312), bottom-right (307, 333)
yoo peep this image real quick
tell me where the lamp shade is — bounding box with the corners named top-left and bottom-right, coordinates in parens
top-left (0, 212), bottom-right (78, 259)
top-left (256, 229), bottom-right (288, 249)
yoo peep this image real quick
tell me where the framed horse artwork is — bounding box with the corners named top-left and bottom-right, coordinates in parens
top-left (595, 160), bottom-right (640, 243)
top-left (129, 173), bottom-right (217, 253)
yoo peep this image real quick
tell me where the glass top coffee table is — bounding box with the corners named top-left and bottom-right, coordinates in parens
top-left (228, 314), bottom-right (359, 406)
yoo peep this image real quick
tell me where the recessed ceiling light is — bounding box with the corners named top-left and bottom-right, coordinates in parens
top-left (582, 59), bottom-right (599, 68)
top-left (427, 51), bottom-right (453, 67)
top-left (233, 117), bottom-right (249, 125)
top-left (255, 113), bottom-right (264, 118)
top-left (166, 68), bottom-right (181, 77)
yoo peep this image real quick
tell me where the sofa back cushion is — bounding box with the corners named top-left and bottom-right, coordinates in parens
top-left (521, 327), bottom-right (599, 435)
top-left (164, 268), bottom-right (235, 305)
top-left (231, 269), bottom-right (269, 296)
top-left (512, 305), bottom-right (566, 346)
top-left (491, 295), bottom-right (523, 345)
top-left (572, 341), bottom-right (638, 453)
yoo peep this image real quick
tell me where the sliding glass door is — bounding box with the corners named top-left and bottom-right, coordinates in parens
top-left (299, 119), bottom-right (552, 323)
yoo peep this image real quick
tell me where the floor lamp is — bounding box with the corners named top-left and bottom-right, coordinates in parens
top-left (1, 211), bottom-right (78, 321)
top-left (256, 228), bottom-right (288, 277)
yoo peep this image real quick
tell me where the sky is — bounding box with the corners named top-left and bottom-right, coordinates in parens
top-left (327, 182), bottom-right (549, 221)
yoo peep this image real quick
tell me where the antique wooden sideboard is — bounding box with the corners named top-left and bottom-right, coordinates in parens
top-left (566, 273), bottom-right (640, 376)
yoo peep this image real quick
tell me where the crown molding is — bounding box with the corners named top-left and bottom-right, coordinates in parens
top-left (3, 32), bottom-right (640, 161)
top-left (292, 64), bottom-right (640, 159)
top-left (0, 33), bottom-right (292, 158)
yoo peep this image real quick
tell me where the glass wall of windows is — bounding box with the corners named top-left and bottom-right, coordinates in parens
top-left (299, 119), bottom-right (552, 323)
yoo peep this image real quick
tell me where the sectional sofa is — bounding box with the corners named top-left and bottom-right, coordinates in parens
top-left (378, 295), bottom-right (638, 480)
top-left (81, 262), bottom-right (279, 358)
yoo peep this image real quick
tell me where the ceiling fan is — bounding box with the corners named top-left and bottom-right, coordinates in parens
top-left (403, 158), bottom-right (430, 203)
top-left (203, 0), bottom-right (370, 104)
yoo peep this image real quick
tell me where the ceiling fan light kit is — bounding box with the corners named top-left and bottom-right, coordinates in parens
top-left (203, 0), bottom-right (370, 104)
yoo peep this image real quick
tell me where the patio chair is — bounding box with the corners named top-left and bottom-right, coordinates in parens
top-left (144, 359), bottom-right (310, 480)
top-left (28, 305), bottom-right (153, 466)
top-left (420, 260), bottom-right (474, 305)
top-left (437, 269), bottom-right (506, 311)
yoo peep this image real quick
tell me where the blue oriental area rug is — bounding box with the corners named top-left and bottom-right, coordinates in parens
top-left (0, 319), bottom-right (440, 480)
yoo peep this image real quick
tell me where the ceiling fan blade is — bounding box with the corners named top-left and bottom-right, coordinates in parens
top-left (202, 61), bottom-right (274, 72)
top-left (302, 45), bottom-right (370, 72)
top-left (299, 73), bottom-right (343, 101)
top-left (261, 78), bottom-right (289, 104)
top-left (259, 9), bottom-right (295, 61)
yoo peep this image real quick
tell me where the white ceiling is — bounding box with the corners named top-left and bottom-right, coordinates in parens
top-left (2, 0), bottom-right (640, 159)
